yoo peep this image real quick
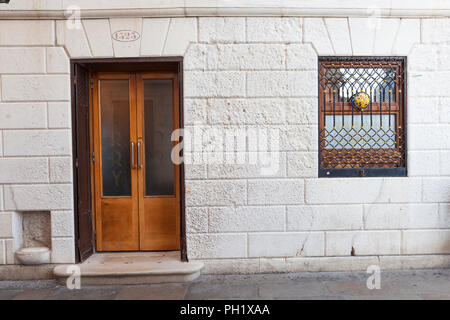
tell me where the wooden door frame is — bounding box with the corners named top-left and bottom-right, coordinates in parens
top-left (71, 57), bottom-right (187, 262)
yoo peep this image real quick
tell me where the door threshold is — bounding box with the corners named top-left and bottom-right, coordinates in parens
top-left (53, 251), bottom-right (203, 285)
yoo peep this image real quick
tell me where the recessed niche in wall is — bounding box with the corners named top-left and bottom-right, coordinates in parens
top-left (21, 211), bottom-right (51, 249)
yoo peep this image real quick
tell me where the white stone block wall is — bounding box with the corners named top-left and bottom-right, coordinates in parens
top-left (0, 15), bottom-right (448, 273)
top-left (0, 20), bottom-right (75, 264)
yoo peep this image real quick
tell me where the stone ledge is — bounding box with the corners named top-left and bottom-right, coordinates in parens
top-left (199, 255), bottom-right (450, 274)
top-left (0, 264), bottom-right (56, 280)
top-left (0, 0), bottom-right (449, 19)
top-left (53, 252), bottom-right (204, 285)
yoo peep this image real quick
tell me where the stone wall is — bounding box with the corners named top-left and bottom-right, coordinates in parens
top-left (0, 15), bottom-right (449, 273)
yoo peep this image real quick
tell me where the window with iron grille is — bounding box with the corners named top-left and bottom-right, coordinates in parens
top-left (318, 57), bottom-right (407, 177)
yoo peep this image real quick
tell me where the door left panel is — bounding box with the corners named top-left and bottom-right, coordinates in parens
top-left (93, 73), bottom-right (139, 251)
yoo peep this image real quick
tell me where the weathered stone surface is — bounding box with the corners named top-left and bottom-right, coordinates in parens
top-left (286, 152), bottom-right (317, 177)
top-left (0, 48), bottom-right (45, 74)
top-left (0, 212), bottom-right (14, 238)
top-left (217, 44), bottom-right (286, 70)
top-left (164, 18), bottom-right (197, 55)
top-left (403, 230), bottom-right (450, 254)
top-left (140, 18), bottom-right (170, 56)
top-left (56, 20), bottom-right (91, 58)
top-left (49, 157), bottom-right (73, 183)
top-left (324, 18), bottom-right (352, 55)
top-left (109, 18), bottom-right (142, 57)
top-left (0, 186), bottom-right (3, 211)
top-left (364, 203), bottom-right (447, 229)
top-left (209, 206), bottom-right (285, 232)
top-left (439, 98), bottom-right (450, 123)
top-left (281, 125), bottom-right (317, 151)
top-left (207, 152), bottom-right (286, 179)
top-left (0, 20), bottom-right (54, 45)
top-left (287, 205), bottom-right (363, 231)
top-left (248, 179), bottom-right (304, 205)
top-left (46, 47), bottom-right (70, 74)
top-left (373, 19), bottom-right (400, 55)
top-left (409, 124), bottom-right (450, 150)
top-left (199, 17), bottom-right (245, 43)
top-left (286, 44), bottom-right (317, 70)
top-left (188, 234), bottom-right (247, 259)
top-left (184, 44), bottom-right (218, 71)
top-left (0, 15), bottom-right (446, 274)
top-left (409, 71), bottom-right (450, 97)
top-left (422, 19), bottom-right (450, 44)
top-left (0, 240), bottom-right (5, 265)
top-left (0, 158), bottom-right (49, 184)
top-left (2, 75), bottom-right (70, 102)
top-left (440, 151), bottom-right (450, 175)
top-left (48, 102), bottom-right (71, 129)
top-left (208, 99), bottom-right (286, 125)
top-left (379, 255), bottom-right (450, 271)
top-left (286, 98), bottom-right (318, 124)
top-left (0, 103), bottom-right (47, 129)
top-left (422, 178), bottom-right (450, 202)
top-left (408, 97), bottom-right (439, 123)
top-left (184, 161), bottom-right (207, 180)
top-left (247, 71), bottom-right (317, 97)
top-left (21, 212), bottom-right (51, 248)
top-left (4, 185), bottom-right (73, 211)
top-left (348, 18), bottom-right (376, 55)
top-left (83, 19), bottom-right (114, 57)
top-left (247, 18), bottom-right (302, 43)
top-left (408, 151), bottom-right (440, 176)
top-left (186, 180), bottom-right (246, 206)
top-left (201, 259), bottom-right (260, 274)
top-left (3, 130), bottom-right (71, 156)
top-left (186, 208), bottom-right (208, 233)
top-left (51, 211), bottom-right (75, 238)
top-left (248, 232), bottom-right (324, 258)
top-left (392, 19), bottom-right (420, 55)
top-left (51, 237), bottom-right (75, 263)
top-left (183, 99), bottom-right (208, 125)
top-left (185, 71), bottom-right (246, 97)
top-left (304, 18), bottom-right (333, 55)
top-left (326, 231), bottom-right (401, 256)
top-left (306, 178), bottom-right (422, 204)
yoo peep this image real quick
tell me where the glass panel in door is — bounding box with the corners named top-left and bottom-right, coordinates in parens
top-left (143, 79), bottom-right (175, 196)
top-left (99, 80), bottom-right (131, 197)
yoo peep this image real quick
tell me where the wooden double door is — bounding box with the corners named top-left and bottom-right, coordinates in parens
top-left (92, 72), bottom-right (180, 252)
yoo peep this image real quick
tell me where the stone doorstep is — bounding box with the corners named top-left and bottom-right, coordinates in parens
top-left (53, 251), bottom-right (204, 286)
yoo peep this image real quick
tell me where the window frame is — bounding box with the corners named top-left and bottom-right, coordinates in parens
top-left (318, 56), bottom-right (407, 178)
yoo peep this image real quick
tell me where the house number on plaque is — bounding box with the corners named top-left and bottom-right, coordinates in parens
top-left (112, 30), bottom-right (140, 42)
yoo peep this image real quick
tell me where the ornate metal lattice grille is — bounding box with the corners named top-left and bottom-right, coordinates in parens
top-left (319, 57), bottom-right (406, 177)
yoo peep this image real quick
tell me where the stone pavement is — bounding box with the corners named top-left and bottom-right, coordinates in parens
top-left (0, 269), bottom-right (449, 300)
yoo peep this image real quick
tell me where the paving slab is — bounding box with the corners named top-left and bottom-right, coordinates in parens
top-left (258, 281), bottom-right (331, 299)
top-left (44, 286), bottom-right (120, 300)
top-left (186, 283), bottom-right (259, 300)
top-left (12, 289), bottom-right (52, 300)
top-left (116, 283), bottom-right (188, 300)
top-left (0, 269), bottom-right (448, 300)
top-left (0, 290), bottom-right (21, 300)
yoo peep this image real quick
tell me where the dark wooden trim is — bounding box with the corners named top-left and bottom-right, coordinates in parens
top-left (70, 62), bottom-right (80, 263)
top-left (71, 57), bottom-right (186, 263)
top-left (71, 57), bottom-right (183, 64)
top-left (178, 60), bottom-right (188, 262)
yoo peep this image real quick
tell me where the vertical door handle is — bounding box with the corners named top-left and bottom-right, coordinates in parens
top-left (131, 141), bottom-right (135, 168)
top-left (137, 141), bottom-right (142, 168)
